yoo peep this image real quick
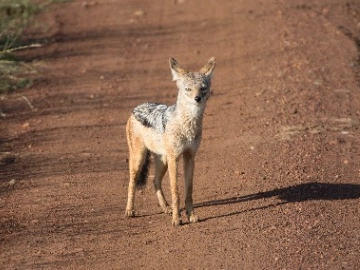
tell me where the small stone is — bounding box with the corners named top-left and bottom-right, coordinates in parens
top-left (9, 179), bottom-right (16, 186)
top-left (22, 122), bottom-right (30, 128)
top-left (82, 1), bottom-right (97, 8)
top-left (313, 79), bottom-right (323, 86)
top-left (134, 10), bottom-right (146, 17)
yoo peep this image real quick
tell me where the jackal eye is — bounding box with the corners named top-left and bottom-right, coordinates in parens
top-left (200, 86), bottom-right (207, 92)
top-left (185, 87), bottom-right (192, 92)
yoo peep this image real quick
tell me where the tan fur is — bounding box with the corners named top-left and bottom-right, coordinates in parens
top-left (125, 57), bottom-right (216, 226)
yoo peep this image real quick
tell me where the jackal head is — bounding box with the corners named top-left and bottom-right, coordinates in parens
top-left (169, 57), bottom-right (216, 105)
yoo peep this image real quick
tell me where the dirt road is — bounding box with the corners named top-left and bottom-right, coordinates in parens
top-left (1, 0), bottom-right (360, 269)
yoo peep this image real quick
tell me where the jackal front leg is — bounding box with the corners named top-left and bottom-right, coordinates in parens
top-left (183, 151), bottom-right (199, 223)
top-left (168, 155), bottom-right (181, 226)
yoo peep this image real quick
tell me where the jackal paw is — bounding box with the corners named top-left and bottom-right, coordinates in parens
top-left (125, 209), bottom-right (135, 218)
top-left (172, 217), bottom-right (182, 226)
top-left (163, 206), bottom-right (173, 215)
top-left (188, 214), bottom-right (199, 223)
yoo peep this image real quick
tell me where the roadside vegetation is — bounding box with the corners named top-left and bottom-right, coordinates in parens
top-left (0, 0), bottom-right (68, 93)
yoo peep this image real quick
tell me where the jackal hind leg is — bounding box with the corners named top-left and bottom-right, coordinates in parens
top-left (153, 155), bottom-right (171, 215)
top-left (125, 134), bottom-right (148, 218)
top-left (183, 151), bottom-right (199, 223)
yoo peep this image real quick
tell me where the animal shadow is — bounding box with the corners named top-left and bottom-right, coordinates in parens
top-left (196, 182), bottom-right (360, 220)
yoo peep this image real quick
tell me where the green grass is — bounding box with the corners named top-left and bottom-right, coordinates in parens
top-left (0, 60), bottom-right (34, 92)
top-left (0, 0), bottom-right (41, 55)
top-left (0, 0), bottom-right (69, 93)
top-left (0, 0), bottom-right (40, 93)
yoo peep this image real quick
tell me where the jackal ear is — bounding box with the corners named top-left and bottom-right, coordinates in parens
top-left (199, 57), bottom-right (216, 78)
top-left (169, 57), bottom-right (187, 81)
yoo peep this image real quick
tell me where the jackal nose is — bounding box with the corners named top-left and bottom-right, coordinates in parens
top-left (194, 96), bottom-right (201, 103)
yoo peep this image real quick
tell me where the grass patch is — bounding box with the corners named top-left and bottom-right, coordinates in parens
top-left (0, 0), bottom-right (41, 93)
top-left (0, 0), bottom-right (41, 55)
top-left (0, 0), bottom-right (68, 93)
top-left (0, 61), bottom-right (34, 92)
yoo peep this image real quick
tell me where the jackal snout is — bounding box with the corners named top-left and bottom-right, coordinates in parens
top-left (170, 57), bottom-right (215, 106)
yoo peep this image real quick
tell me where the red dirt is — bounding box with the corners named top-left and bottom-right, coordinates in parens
top-left (1, 0), bottom-right (360, 269)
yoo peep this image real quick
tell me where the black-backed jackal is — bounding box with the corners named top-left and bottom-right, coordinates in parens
top-left (125, 57), bottom-right (216, 226)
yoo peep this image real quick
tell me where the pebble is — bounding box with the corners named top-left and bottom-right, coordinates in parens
top-left (134, 10), bottom-right (146, 17)
top-left (82, 1), bottom-right (97, 8)
top-left (9, 179), bottom-right (16, 186)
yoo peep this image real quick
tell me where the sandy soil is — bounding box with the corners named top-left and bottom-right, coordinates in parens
top-left (1, 0), bottom-right (360, 269)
